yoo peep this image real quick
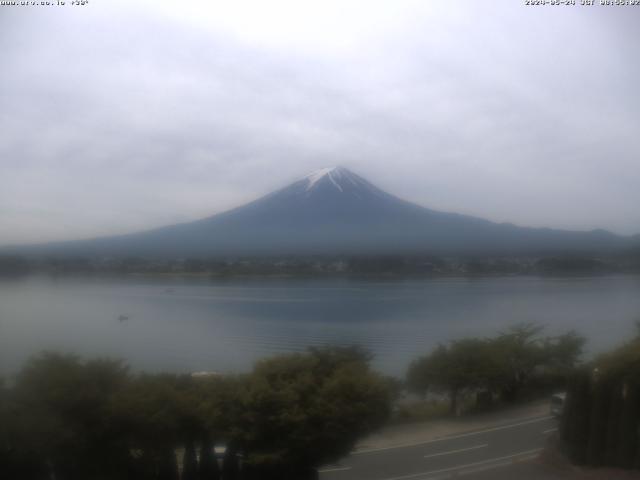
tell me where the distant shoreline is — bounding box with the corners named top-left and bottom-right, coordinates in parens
top-left (2, 252), bottom-right (640, 278)
top-left (3, 270), bottom-right (640, 282)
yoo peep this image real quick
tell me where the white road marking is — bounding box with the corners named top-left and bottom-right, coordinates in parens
top-left (318, 466), bottom-right (352, 473)
top-left (423, 444), bottom-right (488, 459)
top-left (353, 415), bottom-right (553, 455)
top-left (379, 448), bottom-right (544, 480)
top-left (543, 428), bottom-right (558, 434)
top-left (459, 452), bottom-right (541, 476)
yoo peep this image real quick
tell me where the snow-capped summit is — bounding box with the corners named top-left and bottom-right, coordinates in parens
top-left (270, 166), bottom-right (389, 203)
top-left (304, 166), bottom-right (342, 191)
top-left (304, 166), bottom-right (354, 192)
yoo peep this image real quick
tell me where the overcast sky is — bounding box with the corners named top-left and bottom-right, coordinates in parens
top-left (1, 0), bottom-right (639, 245)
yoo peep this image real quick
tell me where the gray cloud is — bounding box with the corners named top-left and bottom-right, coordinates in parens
top-left (1, 0), bottom-right (639, 245)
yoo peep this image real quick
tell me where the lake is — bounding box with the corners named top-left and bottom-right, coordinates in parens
top-left (1, 275), bottom-right (639, 377)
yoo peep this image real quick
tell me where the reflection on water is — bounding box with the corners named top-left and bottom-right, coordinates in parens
top-left (1, 275), bottom-right (639, 376)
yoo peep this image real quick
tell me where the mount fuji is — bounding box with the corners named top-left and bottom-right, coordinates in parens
top-left (7, 166), bottom-right (633, 257)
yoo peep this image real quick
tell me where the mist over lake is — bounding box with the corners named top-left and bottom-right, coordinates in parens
top-left (2, 274), bottom-right (639, 377)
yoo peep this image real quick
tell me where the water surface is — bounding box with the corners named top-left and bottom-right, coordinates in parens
top-left (1, 275), bottom-right (639, 376)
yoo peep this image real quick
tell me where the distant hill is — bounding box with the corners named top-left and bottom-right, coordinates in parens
top-left (4, 167), bottom-right (637, 258)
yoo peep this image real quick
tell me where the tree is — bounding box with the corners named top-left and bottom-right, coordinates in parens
top-left (182, 441), bottom-right (198, 480)
top-left (232, 346), bottom-right (391, 478)
top-left (492, 324), bottom-right (547, 402)
top-left (198, 434), bottom-right (220, 480)
top-left (3, 347), bottom-right (395, 479)
top-left (543, 330), bottom-right (586, 371)
top-left (112, 374), bottom-right (200, 480)
top-left (10, 353), bottom-right (131, 480)
top-left (0, 376), bottom-right (48, 480)
top-left (407, 339), bottom-right (501, 414)
top-left (196, 374), bottom-right (245, 480)
top-left (408, 324), bottom-right (586, 412)
top-left (489, 324), bottom-right (584, 402)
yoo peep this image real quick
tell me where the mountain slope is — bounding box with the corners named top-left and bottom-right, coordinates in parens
top-left (6, 167), bottom-right (633, 257)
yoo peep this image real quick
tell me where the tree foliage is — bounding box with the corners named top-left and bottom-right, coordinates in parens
top-left (407, 324), bottom-right (585, 412)
top-left (407, 339), bottom-right (502, 413)
top-left (233, 346), bottom-right (390, 478)
top-left (0, 347), bottom-right (392, 480)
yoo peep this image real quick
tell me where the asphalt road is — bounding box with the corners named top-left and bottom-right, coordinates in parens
top-left (319, 414), bottom-right (558, 480)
